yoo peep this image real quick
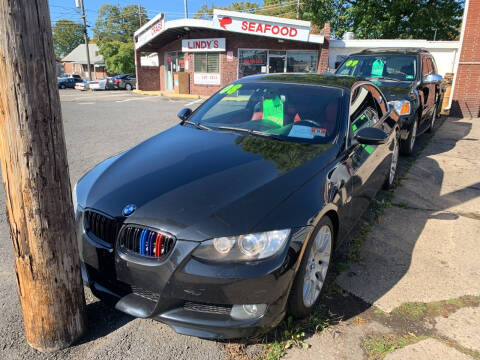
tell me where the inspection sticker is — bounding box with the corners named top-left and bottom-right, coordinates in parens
top-left (310, 127), bottom-right (327, 137)
top-left (288, 125), bottom-right (314, 139)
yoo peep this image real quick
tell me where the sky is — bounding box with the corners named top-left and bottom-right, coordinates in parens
top-left (49, 0), bottom-right (263, 31)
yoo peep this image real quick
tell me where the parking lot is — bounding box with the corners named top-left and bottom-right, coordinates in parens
top-left (0, 90), bottom-right (479, 360)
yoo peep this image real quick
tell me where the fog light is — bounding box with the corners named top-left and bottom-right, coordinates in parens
top-left (230, 304), bottom-right (267, 320)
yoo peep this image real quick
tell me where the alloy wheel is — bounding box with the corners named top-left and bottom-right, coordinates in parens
top-left (389, 137), bottom-right (399, 185)
top-left (430, 106), bottom-right (437, 131)
top-left (410, 119), bottom-right (417, 151)
top-left (302, 225), bottom-right (332, 307)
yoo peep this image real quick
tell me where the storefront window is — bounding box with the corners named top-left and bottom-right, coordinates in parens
top-left (239, 50), bottom-right (267, 77)
top-left (287, 51), bottom-right (318, 73)
top-left (194, 53), bottom-right (219, 73)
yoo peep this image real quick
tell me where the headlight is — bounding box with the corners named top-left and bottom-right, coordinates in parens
top-left (193, 229), bottom-right (291, 261)
top-left (388, 100), bottom-right (411, 115)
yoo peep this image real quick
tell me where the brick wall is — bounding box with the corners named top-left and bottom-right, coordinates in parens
top-left (136, 25), bottom-right (330, 96)
top-left (451, 0), bottom-right (480, 118)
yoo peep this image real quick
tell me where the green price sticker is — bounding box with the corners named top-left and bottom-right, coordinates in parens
top-left (226, 84), bottom-right (242, 94)
top-left (371, 59), bottom-right (384, 76)
top-left (346, 60), bottom-right (353, 67)
top-left (219, 84), bottom-right (233, 94)
top-left (352, 60), bottom-right (358, 66)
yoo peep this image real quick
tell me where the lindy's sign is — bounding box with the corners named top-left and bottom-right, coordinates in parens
top-left (213, 9), bottom-right (311, 42)
top-left (182, 38), bottom-right (226, 52)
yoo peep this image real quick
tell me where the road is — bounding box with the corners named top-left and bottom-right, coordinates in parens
top-left (2, 90), bottom-right (472, 360)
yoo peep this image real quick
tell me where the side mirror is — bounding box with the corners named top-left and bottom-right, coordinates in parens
top-left (423, 74), bottom-right (443, 84)
top-left (177, 107), bottom-right (192, 122)
top-left (354, 127), bottom-right (388, 145)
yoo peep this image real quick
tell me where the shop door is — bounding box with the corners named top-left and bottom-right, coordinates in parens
top-left (268, 55), bottom-right (286, 73)
top-left (165, 52), bottom-right (178, 91)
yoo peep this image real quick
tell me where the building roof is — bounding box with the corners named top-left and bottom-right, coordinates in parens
top-left (62, 44), bottom-right (104, 65)
top-left (134, 10), bottom-right (324, 52)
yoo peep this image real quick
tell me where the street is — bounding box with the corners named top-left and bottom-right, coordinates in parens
top-left (0, 90), bottom-right (478, 360)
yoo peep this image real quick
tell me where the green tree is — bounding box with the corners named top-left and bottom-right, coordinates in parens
top-left (94, 4), bottom-right (148, 42)
top-left (94, 5), bottom-right (148, 74)
top-left (257, 0), bottom-right (298, 18)
top-left (52, 19), bottom-right (84, 58)
top-left (302, 0), bottom-right (463, 40)
top-left (98, 41), bottom-right (135, 74)
top-left (194, 1), bottom-right (260, 19)
top-left (344, 0), bottom-right (464, 40)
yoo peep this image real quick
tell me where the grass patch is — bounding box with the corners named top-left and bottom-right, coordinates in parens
top-left (393, 201), bottom-right (410, 209)
top-left (392, 295), bottom-right (480, 321)
top-left (262, 309), bottom-right (331, 360)
top-left (363, 333), bottom-right (427, 359)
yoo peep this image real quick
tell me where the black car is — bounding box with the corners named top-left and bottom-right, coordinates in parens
top-left (74, 74), bottom-right (400, 339)
top-left (58, 77), bottom-right (83, 89)
top-left (336, 49), bottom-right (443, 155)
top-left (107, 74), bottom-right (136, 90)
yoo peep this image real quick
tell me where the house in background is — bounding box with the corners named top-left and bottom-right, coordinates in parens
top-left (62, 44), bottom-right (106, 79)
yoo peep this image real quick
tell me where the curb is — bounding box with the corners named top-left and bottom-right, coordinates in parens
top-left (133, 90), bottom-right (206, 100)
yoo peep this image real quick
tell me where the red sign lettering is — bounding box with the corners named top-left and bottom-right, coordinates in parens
top-left (240, 20), bottom-right (298, 38)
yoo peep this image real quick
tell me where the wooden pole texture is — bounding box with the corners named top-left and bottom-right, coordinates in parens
top-left (0, 0), bottom-right (86, 352)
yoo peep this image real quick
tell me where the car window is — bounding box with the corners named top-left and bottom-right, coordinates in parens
top-left (350, 85), bottom-right (380, 135)
top-left (422, 56), bottom-right (432, 76)
top-left (337, 55), bottom-right (417, 81)
top-left (428, 57), bottom-right (437, 74)
top-left (190, 82), bottom-right (343, 144)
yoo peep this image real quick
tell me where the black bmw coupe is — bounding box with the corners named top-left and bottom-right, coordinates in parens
top-left (74, 74), bottom-right (400, 339)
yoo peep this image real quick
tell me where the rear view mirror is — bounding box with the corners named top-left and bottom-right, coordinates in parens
top-left (354, 127), bottom-right (388, 145)
top-left (177, 107), bottom-right (192, 122)
top-left (423, 74), bottom-right (443, 84)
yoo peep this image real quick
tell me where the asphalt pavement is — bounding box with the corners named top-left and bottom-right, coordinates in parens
top-left (1, 90), bottom-right (478, 360)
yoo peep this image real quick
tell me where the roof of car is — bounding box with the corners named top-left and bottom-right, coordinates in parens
top-left (238, 73), bottom-right (361, 90)
top-left (350, 48), bottom-right (430, 56)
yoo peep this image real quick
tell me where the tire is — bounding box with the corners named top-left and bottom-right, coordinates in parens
top-left (383, 134), bottom-right (399, 190)
top-left (427, 104), bottom-right (438, 133)
top-left (400, 114), bottom-right (418, 156)
top-left (288, 216), bottom-right (334, 318)
top-left (125, 83), bottom-right (132, 91)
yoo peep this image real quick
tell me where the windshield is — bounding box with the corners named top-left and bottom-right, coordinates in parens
top-left (336, 55), bottom-right (417, 81)
top-left (189, 82), bottom-right (343, 143)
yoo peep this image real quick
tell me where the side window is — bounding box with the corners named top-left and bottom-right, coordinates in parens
top-left (428, 57), bottom-right (437, 74)
top-left (350, 86), bottom-right (380, 135)
top-left (422, 56), bottom-right (432, 76)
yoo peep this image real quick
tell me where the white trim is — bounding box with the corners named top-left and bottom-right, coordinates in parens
top-left (212, 9), bottom-right (311, 27)
top-left (330, 39), bottom-right (460, 49)
top-left (448, 0), bottom-right (470, 110)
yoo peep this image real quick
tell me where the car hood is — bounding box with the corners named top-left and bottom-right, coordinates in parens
top-left (373, 79), bottom-right (415, 102)
top-left (77, 125), bottom-right (336, 241)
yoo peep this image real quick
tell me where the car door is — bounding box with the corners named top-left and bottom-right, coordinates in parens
top-left (418, 55), bottom-right (435, 130)
top-left (347, 84), bottom-right (389, 220)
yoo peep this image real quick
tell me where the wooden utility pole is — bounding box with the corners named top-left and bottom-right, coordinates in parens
top-left (0, 0), bottom-right (86, 352)
top-left (79, 0), bottom-right (92, 80)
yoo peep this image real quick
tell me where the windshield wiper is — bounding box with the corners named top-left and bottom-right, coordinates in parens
top-left (368, 76), bottom-right (404, 82)
top-left (182, 120), bottom-right (212, 130)
top-left (216, 126), bottom-right (285, 140)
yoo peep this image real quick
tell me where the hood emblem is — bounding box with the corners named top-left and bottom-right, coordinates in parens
top-left (122, 204), bottom-right (136, 217)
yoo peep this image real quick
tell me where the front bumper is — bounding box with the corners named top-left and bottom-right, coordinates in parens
top-left (77, 211), bottom-right (310, 339)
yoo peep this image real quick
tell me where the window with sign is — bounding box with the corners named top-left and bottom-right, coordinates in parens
top-left (287, 51), bottom-right (318, 73)
top-left (239, 50), bottom-right (267, 78)
top-left (337, 55), bottom-right (417, 81)
top-left (194, 53), bottom-right (220, 73)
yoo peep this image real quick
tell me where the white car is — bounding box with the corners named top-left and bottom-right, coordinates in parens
top-left (75, 81), bottom-right (89, 91)
top-left (89, 78), bottom-right (107, 90)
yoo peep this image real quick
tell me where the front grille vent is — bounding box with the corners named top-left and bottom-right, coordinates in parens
top-left (119, 226), bottom-right (175, 259)
top-left (184, 302), bottom-right (232, 315)
top-left (84, 210), bottom-right (120, 245)
top-left (131, 285), bottom-right (160, 302)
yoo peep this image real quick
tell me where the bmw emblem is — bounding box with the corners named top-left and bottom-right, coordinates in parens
top-left (122, 204), bottom-right (136, 217)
